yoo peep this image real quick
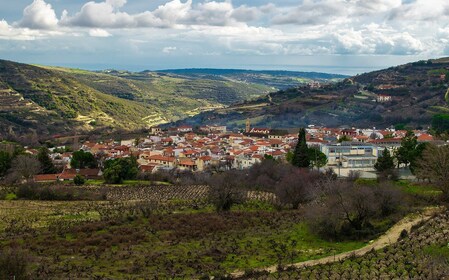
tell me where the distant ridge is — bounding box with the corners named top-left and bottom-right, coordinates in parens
top-left (174, 58), bottom-right (449, 130)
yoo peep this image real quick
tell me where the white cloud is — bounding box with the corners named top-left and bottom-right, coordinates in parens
top-left (3, 0), bottom-right (449, 59)
top-left (89, 28), bottom-right (112, 37)
top-left (105, 0), bottom-right (127, 9)
top-left (60, 1), bottom-right (134, 28)
top-left (272, 0), bottom-right (346, 25)
top-left (388, 0), bottom-right (449, 22)
top-left (18, 0), bottom-right (59, 29)
top-left (0, 20), bottom-right (37, 40)
top-left (162, 46), bottom-right (177, 53)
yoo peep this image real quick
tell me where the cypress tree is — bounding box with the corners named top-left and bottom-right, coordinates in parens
top-left (292, 128), bottom-right (310, 168)
top-left (37, 147), bottom-right (57, 174)
top-left (374, 148), bottom-right (395, 172)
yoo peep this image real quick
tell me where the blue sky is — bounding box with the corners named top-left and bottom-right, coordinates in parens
top-left (0, 0), bottom-right (447, 75)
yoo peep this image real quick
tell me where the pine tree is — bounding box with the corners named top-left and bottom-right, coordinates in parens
top-left (292, 128), bottom-right (310, 168)
top-left (37, 147), bottom-right (56, 174)
top-left (374, 148), bottom-right (394, 172)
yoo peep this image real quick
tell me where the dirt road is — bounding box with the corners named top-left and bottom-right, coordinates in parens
top-left (231, 207), bottom-right (439, 278)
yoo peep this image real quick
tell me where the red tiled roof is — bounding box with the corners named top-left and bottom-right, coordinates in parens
top-left (148, 155), bottom-right (176, 162)
top-left (34, 174), bottom-right (59, 182)
top-left (179, 159), bottom-right (196, 166)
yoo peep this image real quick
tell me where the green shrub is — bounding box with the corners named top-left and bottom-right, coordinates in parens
top-left (73, 174), bottom-right (85, 186)
top-left (4, 193), bottom-right (17, 200)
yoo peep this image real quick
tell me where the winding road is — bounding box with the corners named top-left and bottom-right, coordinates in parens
top-left (231, 207), bottom-right (440, 278)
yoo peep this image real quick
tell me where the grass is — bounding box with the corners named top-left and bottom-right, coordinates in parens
top-left (0, 199), bottom-right (368, 278)
top-left (0, 200), bottom-right (102, 231)
top-left (424, 244), bottom-right (449, 259)
top-left (394, 180), bottom-right (442, 197)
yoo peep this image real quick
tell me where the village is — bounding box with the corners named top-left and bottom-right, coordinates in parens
top-left (30, 122), bottom-right (438, 183)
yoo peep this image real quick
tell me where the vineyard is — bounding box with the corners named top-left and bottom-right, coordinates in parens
top-left (238, 209), bottom-right (449, 279)
top-left (0, 179), bottom-right (446, 278)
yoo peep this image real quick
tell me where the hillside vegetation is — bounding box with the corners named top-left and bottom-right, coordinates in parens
top-left (0, 60), bottom-right (344, 143)
top-left (179, 59), bottom-right (449, 129)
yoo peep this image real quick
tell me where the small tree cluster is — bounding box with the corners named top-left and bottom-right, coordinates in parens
top-left (288, 128), bottom-right (327, 169)
top-left (70, 150), bottom-right (97, 169)
top-left (103, 157), bottom-right (139, 184)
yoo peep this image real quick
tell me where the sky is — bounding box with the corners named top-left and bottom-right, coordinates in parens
top-left (0, 0), bottom-right (448, 75)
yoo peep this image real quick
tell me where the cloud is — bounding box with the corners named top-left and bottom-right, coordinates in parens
top-left (18, 0), bottom-right (59, 29)
top-left (0, 20), bottom-right (38, 40)
top-left (3, 0), bottom-right (449, 60)
top-left (89, 28), bottom-right (112, 37)
top-left (105, 0), bottom-right (127, 9)
top-left (60, 1), bottom-right (134, 28)
top-left (162, 46), bottom-right (177, 53)
top-left (388, 0), bottom-right (449, 22)
top-left (272, 0), bottom-right (346, 25)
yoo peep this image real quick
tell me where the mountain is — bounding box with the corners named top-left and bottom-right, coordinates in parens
top-left (0, 60), bottom-right (342, 143)
top-left (175, 59), bottom-right (449, 130)
top-left (155, 68), bottom-right (348, 90)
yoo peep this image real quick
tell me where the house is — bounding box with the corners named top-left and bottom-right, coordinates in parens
top-left (59, 169), bottom-right (102, 180)
top-left (321, 143), bottom-right (378, 168)
top-left (196, 156), bottom-right (212, 171)
top-left (139, 164), bottom-right (157, 173)
top-left (150, 126), bottom-right (162, 135)
top-left (177, 125), bottom-right (193, 133)
top-left (376, 95), bottom-right (392, 102)
top-left (249, 128), bottom-right (271, 135)
top-left (147, 155), bottom-right (176, 168)
top-left (177, 158), bottom-right (197, 171)
top-left (34, 174), bottom-right (59, 183)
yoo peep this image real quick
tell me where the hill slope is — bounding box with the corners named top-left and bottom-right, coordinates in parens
top-left (0, 60), bottom-right (343, 142)
top-left (177, 59), bottom-right (449, 129)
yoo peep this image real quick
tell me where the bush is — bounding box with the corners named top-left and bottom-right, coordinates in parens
top-left (305, 180), bottom-right (404, 240)
top-left (73, 174), bottom-right (85, 186)
top-left (0, 249), bottom-right (29, 280)
top-left (4, 193), bottom-right (17, 200)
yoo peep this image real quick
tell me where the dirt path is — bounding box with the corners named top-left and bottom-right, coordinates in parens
top-left (231, 207), bottom-right (440, 278)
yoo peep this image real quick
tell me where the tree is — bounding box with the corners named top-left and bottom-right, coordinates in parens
top-left (275, 169), bottom-right (320, 209)
top-left (103, 157), bottom-right (139, 184)
top-left (307, 147), bottom-right (327, 169)
top-left (71, 150), bottom-right (97, 169)
top-left (415, 144), bottom-right (449, 201)
top-left (292, 128), bottom-right (310, 168)
top-left (374, 148), bottom-right (395, 172)
top-left (338, 135), bottom-right (352, 143)
top-left (8, 155), bottom-right (41, 183)
top-left (431, 114), bottom-right (449, 134)
top-left (208, 170), bottom-right (246, 212)
top-left (37, 147), bottom-right (57, 174)
top-left (0, 151), bottom-right (12, 178)
top-left (73, 174), bottom-right (85, 186)
top-left (394, 130), bottom-right (426, 173)
top-left (305, 181), bottom-right (388, 240)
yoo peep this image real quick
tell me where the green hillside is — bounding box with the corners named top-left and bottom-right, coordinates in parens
top-left (0, 60), bottom-right (276, 142)
top-left (177, 59), bottom-right (449, 129)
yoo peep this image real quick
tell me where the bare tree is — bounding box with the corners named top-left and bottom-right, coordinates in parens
top-left (305, 180), bottom-right (393, 239)
top-left (275, 169), bottom-right (321, 209)
top-left (415, 144), bottom-right (449, 201)
top-left (7, 154), bottom-right (41, 183)
top-left (208, 170), bottom-right (246, 212)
